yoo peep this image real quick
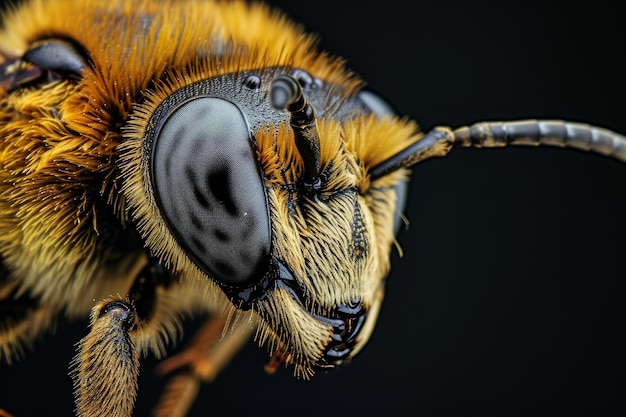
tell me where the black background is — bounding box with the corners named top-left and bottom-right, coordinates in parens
top-left (1, 1), bottom-right (625, 416)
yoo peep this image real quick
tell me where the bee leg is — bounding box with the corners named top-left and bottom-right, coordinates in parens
top-left (157, 314), bottom-right (256, 381)
top-left (71, 260), bottom-right (171, 417)
top-left (72, 298), bottom-right (139, 417)
top-left (0, 408), bottom-right (15, 417)
top-left (152, 315), bottom-right (257, 417)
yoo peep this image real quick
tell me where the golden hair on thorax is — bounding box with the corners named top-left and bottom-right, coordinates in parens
top-left (2, 1), bottom-right (624, 416)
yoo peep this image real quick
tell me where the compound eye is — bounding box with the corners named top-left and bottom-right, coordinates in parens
top-left (151, 97), bottom-right (271, 287)
top-left (356, 90), bottom-right (407, 234)
top-left (1, 38), bottom-right (87, 92)
top-left (24, 39), bottom-right (87, 77)
top-left (357, 89), bottom-right (396, 119)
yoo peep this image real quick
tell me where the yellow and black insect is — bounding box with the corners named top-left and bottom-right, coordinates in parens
top-left (0, 1), bottom-right (624, 416)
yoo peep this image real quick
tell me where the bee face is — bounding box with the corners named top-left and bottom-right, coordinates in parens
top-left (1, 1), bottom-right (624, 416)
top-left (121, 66), bottom-right (410, 374)
top-left (0, 0), bottom-right (417, 376)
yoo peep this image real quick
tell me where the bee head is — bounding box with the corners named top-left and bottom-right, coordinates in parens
top-left (0, 0), bottom-right (422, 378)
top-left (121, 65), bottom-right (417, 376)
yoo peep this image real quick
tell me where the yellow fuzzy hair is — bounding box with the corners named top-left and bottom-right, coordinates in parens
top-left (0, 0), bottom-right (423, 387)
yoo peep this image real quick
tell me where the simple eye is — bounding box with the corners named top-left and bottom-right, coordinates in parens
top-left (0, 38), bottom-right (87, 92)
top-left (150, 96), bottom-right (272, 288)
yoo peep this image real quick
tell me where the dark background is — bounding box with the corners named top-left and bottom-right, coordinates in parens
top-left (1, 1), bottom-right (625, 416)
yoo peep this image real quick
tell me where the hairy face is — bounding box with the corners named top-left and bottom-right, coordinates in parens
top-left (0, 0), bottom-right (421, 376)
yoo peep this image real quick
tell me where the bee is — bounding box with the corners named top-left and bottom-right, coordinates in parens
top-left (0, 2), bottom-right (621, 415)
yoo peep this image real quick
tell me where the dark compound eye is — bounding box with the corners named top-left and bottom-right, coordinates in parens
top-left (357, 89), bottom-right (396, 119)
top-left (24, 39), bottom-right (87, 77)
top-left (1, 38), bottom-right (88, 92)
top-left (150, 97), bottom-right (271, 287)
top-left (355, 89), bottom-right (407, 234)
